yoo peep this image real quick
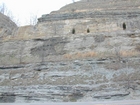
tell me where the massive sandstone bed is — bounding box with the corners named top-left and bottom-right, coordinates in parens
top-left (0, 0), bottom-right (140, 103)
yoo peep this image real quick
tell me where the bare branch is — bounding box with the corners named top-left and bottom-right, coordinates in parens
top-left (29, 14), bottom-right (38, 25)
top-left (0, 3), bottom-right (19, 26)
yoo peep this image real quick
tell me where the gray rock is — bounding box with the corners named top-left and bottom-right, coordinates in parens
top-left (0, 0), bottom-right (140, 103)
top-left (10, 74), bottom-right (21, 80)
top-left (94, 90), bottom-right (130, 99)
top-left (0, 92), bottom-right (15, 103)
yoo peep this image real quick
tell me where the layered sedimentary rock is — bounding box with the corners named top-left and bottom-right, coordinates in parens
top-left (0, 0), bottom-right (140, 103)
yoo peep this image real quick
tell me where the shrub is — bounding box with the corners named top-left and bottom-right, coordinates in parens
top-left (72, 28), bottom-right (75, 34)
top-left (123, 22), bottom-right (126, 30)
top-left (87, 28), bottom-right (90, 33)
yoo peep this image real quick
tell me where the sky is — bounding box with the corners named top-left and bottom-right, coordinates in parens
top-left (0, 0), bottom-right (80, 26)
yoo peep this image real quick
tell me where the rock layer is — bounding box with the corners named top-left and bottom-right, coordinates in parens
top-left (0, 0), bottom-right (140, 103)
top-left (0, 58), bottom-right (140, 102)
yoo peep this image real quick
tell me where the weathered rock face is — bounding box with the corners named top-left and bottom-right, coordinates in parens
top-left (0, 58), bottom-right (140, 102)
top-left (0, 0), bottom-right (140, 103)
top-left (37, 0), bottom-right (140, 36)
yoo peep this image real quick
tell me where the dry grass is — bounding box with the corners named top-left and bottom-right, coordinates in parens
top-left (63, 49), bottom-right (140, 60)
top-left (63, 51), bottom-right (96, 59)
top-left (105, 62), bottom-right (126, 70)
top-left (135, 45), bottom-right (140, 52)
top-left (120, 50), bottom-right (140, 57)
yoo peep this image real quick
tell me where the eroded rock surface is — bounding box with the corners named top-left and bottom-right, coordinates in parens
top-left (0, 58), bottom-right (140, 102)
top-left (0, 0), bottom-right (140, 103)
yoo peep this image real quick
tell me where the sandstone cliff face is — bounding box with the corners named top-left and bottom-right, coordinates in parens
top-left (0, 0), bottom-right (140, 103)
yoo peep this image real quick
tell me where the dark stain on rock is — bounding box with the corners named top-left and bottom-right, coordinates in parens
top-left (0, 92), bottom-right (15, 103)
top-left (31, 37), bottom-right (68, 57)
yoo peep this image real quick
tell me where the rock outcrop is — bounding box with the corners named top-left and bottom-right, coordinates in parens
top-left (0, 0), bottom-right (140, 103)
